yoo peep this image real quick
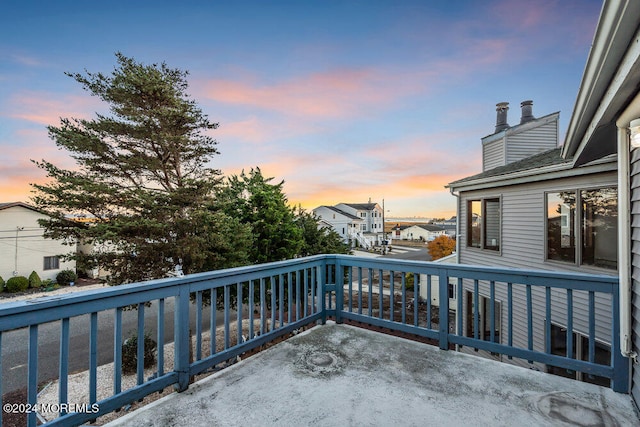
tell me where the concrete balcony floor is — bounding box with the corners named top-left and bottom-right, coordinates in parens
top-left (106, 322), bottom-right (639, 427)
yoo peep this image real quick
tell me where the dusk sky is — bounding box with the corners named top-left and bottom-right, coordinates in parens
top-left (0, 1), bottom-right (602, 218)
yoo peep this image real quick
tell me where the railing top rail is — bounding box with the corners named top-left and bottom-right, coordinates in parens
top-left (0, 253), bottom-right (618, 330)
top-left (0, 255), bottom-right (328, 329)
top-left (328, 255), bottom-right (619, 288)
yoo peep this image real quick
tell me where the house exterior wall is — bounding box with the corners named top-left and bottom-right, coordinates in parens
top-left (630, 147), bottom-right (640, 403)
top-left (312, 206), bottom-right (355, 242)
top-left (0, 206), bottom-right (75, 282)
top-left (398, 225), bottom-right (445, 241)
top-left (457, 170), bottom-right (618, 370)
top-left (506, 120), bottom-right (558, 164)
top-left (335, 203), bottom-right (384, 236)
top-left (483, 138), bottom-right (505, 172)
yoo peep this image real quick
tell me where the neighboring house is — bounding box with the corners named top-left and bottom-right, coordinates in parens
top-left (313, 201), bottom-right (384, 249)
top-left (312, 205), bottom-right (362, 244)
top-left (392, 224), bottom-right (446, 241)
top-left (447, 99), bottom-right (618, 383)
top-left (0, 202), bottom-right (75, 282)
top-left (430, 217), bottom-right (458, 237)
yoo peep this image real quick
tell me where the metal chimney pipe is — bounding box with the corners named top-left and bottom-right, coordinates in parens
top-left (520, 100), bottom-right (535, 124)
top-left (495, 102), bottom-right (509, 133)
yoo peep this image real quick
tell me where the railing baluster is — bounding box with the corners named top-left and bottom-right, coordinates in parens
top-left (304, 268), bottom-right (309, 317)
top-left (367, 268), bottom-right (373, 317)
top-left (427, 275), bottom-right (432, 329)
top-left (237, 282), bottom-right (243, 346)
top-left (27, 324), bottom-right (38, 427)
top-left (567, 289), bottom-right (574, 360)
top-left (196, 291), bottom-right (203, 361)
top-left (260, 278), bottom-right (266, 335)
top-left (358, 267), bottom-right (363, 315)
top-left (527, 284), bottom-right (533, 361)
top-left (457, 278), bottom-right (463, 337)
top-left (279, 274), bottom-right (285, 327)
top-left (545, 287), bottom-right (551, 355)
top-left (311, 269), bottom-right (316, 315)
top-left (90, 312), bottom-right (98, 405)
top-left (390, 271), bottom-right (395, 322)
top-left (378, 269), bottom-right (383, 319)
top-left (211, 288), bottom-right (217, 356)
top-left (348, 266), bottom-right (353, 313)
top-left (295, 271), bottom-right (301, 321)
top-left (59, 318), bottom-right (69, 416)
top-left (507, 283), bottom-right (512, 358)
top-left (414, 273), bottom-right (419, 327)
top-left (114, 307), bottom-right (122, 395)
top-left (489, 281), bottom-right (495, 343)
top-left (158, 298), bottom-right (165, 376)
top-left (588, 291), bottom-right (595, 366)
top-left (136, 303), bottom-right (145, 386)
top-left (250, 279), bottom-right (255, 338)
top-left (271, 276), bottom-right (277, 329)
top-left (224, 285), bottom-right (230, 350)
top-left (401, 273), bottom-right (406, 324)
top-left (473, 280), bottom-right (479, 341)
top-left (288, 272), bottom-right (293, 323)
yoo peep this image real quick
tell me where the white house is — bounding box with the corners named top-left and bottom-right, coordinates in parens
top-left (391, 224), bottom-right (446, 242)
top-left (313, 201), bottom-right (384, 249)
top-left (0, 202), bottom-right (75, 282)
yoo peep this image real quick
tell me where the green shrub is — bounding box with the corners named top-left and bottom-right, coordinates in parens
top-left (0, 276), bottom-right (4, 292)
top-left (56, 269), bottom-right (77, 286)
top-left (122, 333), bottom-right (157, 374)
top-left (6, 276), bottom-right (29, 293)
top-left (28, 271), bottom-right (42, 288)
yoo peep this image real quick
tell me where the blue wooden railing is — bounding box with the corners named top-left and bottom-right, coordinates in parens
top-left (0, 255), bottom-right (628, 426)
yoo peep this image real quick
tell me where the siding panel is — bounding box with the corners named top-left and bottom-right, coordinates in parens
top-left (631, 147), bottom-right (640, 406)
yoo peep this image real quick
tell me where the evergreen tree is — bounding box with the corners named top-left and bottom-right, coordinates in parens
top-left (32, 53), bottom-right (245, 284)
top-left (217, 168), bottom-right (302, 264)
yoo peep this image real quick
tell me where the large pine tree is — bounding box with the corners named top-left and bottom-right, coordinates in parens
top-left (32, 53), bottom-right (243, 284)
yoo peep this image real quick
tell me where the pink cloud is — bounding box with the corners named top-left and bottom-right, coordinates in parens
top-left (200, 68), bottom-right (423, 118)
top-left (5, 91), bottom-right (100, 126)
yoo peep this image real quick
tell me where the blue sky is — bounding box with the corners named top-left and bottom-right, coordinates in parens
top-left (0, 0), bottom-right (603, 217)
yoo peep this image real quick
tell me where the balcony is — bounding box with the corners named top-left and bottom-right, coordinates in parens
top-left (0, 255), bottom-right (637, 426)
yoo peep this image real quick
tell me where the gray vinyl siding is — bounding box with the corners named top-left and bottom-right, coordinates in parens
top-left (630, 148), bottom-right (640, 405)
top-left (458, 171), bottom-right (618, 370)
top-left (483, 138), bottom-right (504, 172)
top-left (506, 121), bottom-right (558, 165)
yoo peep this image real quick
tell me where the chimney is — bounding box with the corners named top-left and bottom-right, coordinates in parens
top-left (520, 100), bottom-right (535, 124)
top-left (495, 102), bottom-right (509, 133)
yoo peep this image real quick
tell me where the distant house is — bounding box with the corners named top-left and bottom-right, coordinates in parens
top-left (313, 201), bottom-right (384, 249)
top-left (430, 217), bottom-right (458, 237)
top-left (447, 101), bottom-right (617, 384)
top-left (391, 224), bottom-right (445, 241)
top-left (0, 202), bottom-right (75, 282)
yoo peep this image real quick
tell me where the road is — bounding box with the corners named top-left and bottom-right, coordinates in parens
top-left (1, 298), bottom-right (230, 395)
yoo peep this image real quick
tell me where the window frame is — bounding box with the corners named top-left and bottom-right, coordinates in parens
top-left (544, 186), bottom-right (617, 271)
top-left (43, 255), bottom-right (60, 271)
top-left (466, 196), bottom-right (502, 253)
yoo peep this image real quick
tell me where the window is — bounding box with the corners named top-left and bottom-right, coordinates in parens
top-left (44, 256), bottom-right (59, 270)
top-left (546, 187), bottom-right (617, 269)
top-left (547, 323), bottom-right (610, 387)
top-left (467, 198), bottom-right (500, 251)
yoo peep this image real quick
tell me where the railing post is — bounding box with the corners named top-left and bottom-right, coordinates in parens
top-left (335, 258), bottom-right (344, 324)
top-left (174, 284), bottom-right (191, 392)
top-left (318, 264), bottom-right (326, 324)
top-left (611, 285), bottom-right (630, 392)
top-left (438, 267), bottom-right (450, 350)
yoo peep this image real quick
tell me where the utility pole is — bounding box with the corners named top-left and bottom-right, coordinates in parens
top-left (14, 226), bottom-right (24, 276)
